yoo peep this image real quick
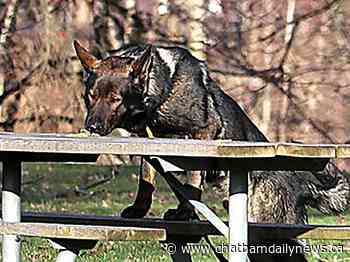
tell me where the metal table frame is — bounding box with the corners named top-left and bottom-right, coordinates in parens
top-left (0, 132), bottom-right (339, 262)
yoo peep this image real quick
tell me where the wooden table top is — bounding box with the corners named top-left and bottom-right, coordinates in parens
top-left (0, 132), bottom-right (346, 171)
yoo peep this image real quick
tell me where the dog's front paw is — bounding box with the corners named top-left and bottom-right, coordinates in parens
top-left (120, 179), bottom-right (154, 219)
top-left (121, 205), bottom-right (149, 218)
top-left (164, 184), bottom-right (202, 221)
top-left (164, 205), bottom-right (198, 221)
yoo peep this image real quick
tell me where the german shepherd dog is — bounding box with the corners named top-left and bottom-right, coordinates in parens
top-left (74, 41), bottom-right (349, 258)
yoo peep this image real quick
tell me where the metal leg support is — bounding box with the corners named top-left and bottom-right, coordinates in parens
top-left (50, 239), bottom-right (97, 262)
top-left (56, 249), bottom-right (78, 262)
top-left (229, 170), bottom-right (248, 262)
top-left (50, 240), bottom-right (79, 262)
top-left (2, 160), bottom-right (22, 262)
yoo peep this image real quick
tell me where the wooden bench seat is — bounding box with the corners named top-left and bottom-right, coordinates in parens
top-left (0, 222), bottom-right (165, 241)
top-left (0, 212), bottom-right (346, 262)
top-left (18, 212), bottom-right (350, 241)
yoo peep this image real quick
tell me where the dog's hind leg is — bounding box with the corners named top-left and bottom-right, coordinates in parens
top-left (163, 171), bottom-right (203, 221)
top-left (121, 161), bottom-right (156, 218)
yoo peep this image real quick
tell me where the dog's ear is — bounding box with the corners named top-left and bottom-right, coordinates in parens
top-left (74, 40), bottom-right (98, 71)
top-left (129, 46), bottom-right (152, 80)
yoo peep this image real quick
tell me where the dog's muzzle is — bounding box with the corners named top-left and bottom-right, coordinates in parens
top-left (85, 122), bottom-right (106, 135)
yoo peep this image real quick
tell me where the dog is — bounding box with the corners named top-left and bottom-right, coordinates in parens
top-left (73, 40), bottom-right (349, 223)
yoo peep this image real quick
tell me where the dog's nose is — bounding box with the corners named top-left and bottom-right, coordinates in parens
top-left (86, 124), bottom-right (97, 133)
top-left (86, 123), bottom-right (103, 134)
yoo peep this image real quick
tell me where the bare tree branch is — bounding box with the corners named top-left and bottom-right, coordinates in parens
top-left (0, 0), bottom-right (19, 48)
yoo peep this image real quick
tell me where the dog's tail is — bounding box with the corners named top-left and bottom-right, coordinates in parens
top-left (208, 160), bottom-right (350, 223)
top-left (302, 160), bottom-right (350, 215)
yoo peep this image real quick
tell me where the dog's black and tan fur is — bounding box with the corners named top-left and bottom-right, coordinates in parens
top-left (74, 41), bottom-right (349, 260)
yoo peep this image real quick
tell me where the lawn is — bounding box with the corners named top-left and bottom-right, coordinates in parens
top-left (6, 163), bottom-right (350, 261)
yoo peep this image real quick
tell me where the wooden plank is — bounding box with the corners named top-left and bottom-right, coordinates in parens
top-left (217, 142), bottom-right (275, 158)
top-left (21, 212), bottom-right (350, 240)
top-left (0, 132), bottom-right (333, 170)
top-left (21, 212), bottom-right (218, 238)
top-left (297, 227), bottom-right (350, 240)
top-left (251, 223), bottom-right (350, 240)
top-left (0, 132), bottom-right (339, 159)
top-left (0, 222), bottom-right (166, 241)
top-left (335, 144), bottom-right (350, 158)
top-left (276, 143), bottom-right (336, 158)
top-left (0, 132), bottom-right (276, 158)
top-left (2, 219), bottom-right (348, 247)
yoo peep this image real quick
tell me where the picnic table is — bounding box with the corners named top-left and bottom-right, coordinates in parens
top-left (0, 132), bottom-right (349, 262)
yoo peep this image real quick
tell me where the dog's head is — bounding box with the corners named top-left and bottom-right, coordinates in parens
top-left (74, 41), bottom-right (152, 136)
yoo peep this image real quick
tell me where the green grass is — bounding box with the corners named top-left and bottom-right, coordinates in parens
top-left (7, 163), bottom-right (350, 261)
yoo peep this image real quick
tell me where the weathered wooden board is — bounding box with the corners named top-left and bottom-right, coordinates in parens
top-left (0, 132), bottom-right (275, 157)
top-left (276, 143), bottom-right (336, 158)
top-left (251, 223), bottom-right (350, 240)
top-left (21, 212), bottom-right (350, 241)
top-left (0, 132), bottom-right (338, 158)
top-left (0, 222), bottom-right (166, 241)
top-left (296, 227), bottom-right (350, 240)
top-left (335, 144), bottom-right (350, 158)
top-left (0, 132), bottom-right (338, 170)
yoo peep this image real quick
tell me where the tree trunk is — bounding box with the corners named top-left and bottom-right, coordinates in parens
top-left (183, 0), bottom-right (207, 60)
top-left (0, 0), bottom-right (19, 97)
top-left (278, 0), bottom-right (296, 141)
top-left (93, 1), bottom-right (124, 51)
